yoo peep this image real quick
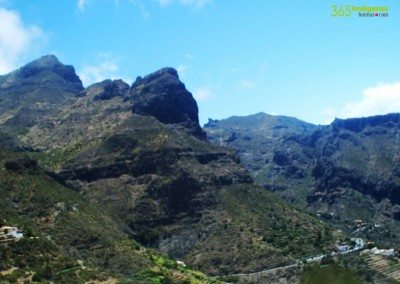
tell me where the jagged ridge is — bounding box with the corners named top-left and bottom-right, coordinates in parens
top-left (0, 56), bottom-right (334, 277)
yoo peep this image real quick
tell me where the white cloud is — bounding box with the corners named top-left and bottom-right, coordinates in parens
top-left (320, 107), bottom-right (337, 125)
top-left (177, 64), bottom-right (188, 76)
top-left (158, 0), bottom-right (212, 8)
top-left (79, 53), bottom-right (133, 86)
top-left (321, 82), bottom-right (400, 125)
top-left (77, 0), bottom-right (87, 11)
top-left (193, 87), bottom-right (213, 101)
top-left (79, 60), bottom-right (119, 86)
top-left (340, 82), bottom-right (400, 119)
top-left (0, 8), bottom-right (44, 74)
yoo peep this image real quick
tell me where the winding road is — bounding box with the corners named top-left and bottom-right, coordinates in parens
top-left (225, 238), bottom-right (366, 283)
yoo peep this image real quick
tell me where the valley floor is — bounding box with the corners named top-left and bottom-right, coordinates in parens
top-left (224, 237), bottom-right (400, 284)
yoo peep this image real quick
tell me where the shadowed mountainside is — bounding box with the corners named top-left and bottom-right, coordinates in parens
top-left (205, 112), bottom-right (400, 249)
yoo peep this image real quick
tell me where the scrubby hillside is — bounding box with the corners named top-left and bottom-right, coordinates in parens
top-left (0, 55), bottom-right (83, 134)
top-left (0, 147), bottom-right (220, 283)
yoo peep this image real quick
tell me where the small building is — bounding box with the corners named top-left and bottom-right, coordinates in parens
top-left (337, 245), bottom-right (350, 253)
top-left (0, 226), bottom-right (24, 240)
top-left (364, 247), bottom-right (395, 257)
top-left (176, 260), bottom-right (186, 267)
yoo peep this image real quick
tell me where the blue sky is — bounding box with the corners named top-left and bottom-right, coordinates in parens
top-left (0, 0), bottom-right (399, 125)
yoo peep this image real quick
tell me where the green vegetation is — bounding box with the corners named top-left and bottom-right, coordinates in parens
top-left (0, 150), bottom-right (221, 283)
top-left (30, 139), bottom-right (101, 170)
top-left (0, 58), bottom-right (348, 282)
top-left (301, 264), bottom-right (362, 284)
top-left (220, 184), bottom-right (333, 258)
top-left (300, 253), bottom-right (398, 284)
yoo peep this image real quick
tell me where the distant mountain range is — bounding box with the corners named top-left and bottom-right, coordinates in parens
top-left (205, 112), bottom-right (400, 249)
top-left (0, 56), bottom-right (336, 282)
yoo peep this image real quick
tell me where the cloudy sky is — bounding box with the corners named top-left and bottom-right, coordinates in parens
top-left (0, 0), bottom-right (399, 125)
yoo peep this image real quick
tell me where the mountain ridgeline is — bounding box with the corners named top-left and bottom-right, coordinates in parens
top-left (0, 56), bottom-right (334, 282)
top-left (205, 112), bottom-right (400, 248)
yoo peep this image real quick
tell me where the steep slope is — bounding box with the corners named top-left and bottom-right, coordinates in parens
top-left (52, 114), bottom-right (333, 275)
top-left (205, 113), bottom-right (318, 205)
top-left (205, 113), bottom-right (400, 249)
top-left (23, 78), bottom-right (133, 154)
top-left (309, 114), bottom-right (400, 246)
top-left (131, 68), bottom-right (206, 139)
top-left (0, 147), bottom-right (220, 283)
top-left (0, 56), bottom-right (336, 276)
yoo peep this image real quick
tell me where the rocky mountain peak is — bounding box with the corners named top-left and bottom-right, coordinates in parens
top-left (0, 55), bottom-right (82, 89)
top-left (132, 67), bottom-right (179, 88)
top-left (17, 54), bottom-right (82, 85)
top-left (0, 55), bottom-right (84, 130)
top-left (131, 67), bottom-right (200, 125)
top-left (27, 54), bottom-right (60, 68)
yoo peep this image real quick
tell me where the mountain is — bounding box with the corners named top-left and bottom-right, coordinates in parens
top-left (0, 145), bottom-right (221, 283)
top-left (205, 112), bottom-right (317, 177)
top-left (0, 56), bottom-right (335, 281)
top-left (204, 112), bottom-right (400, 249)
top-left (0, 55), bottom-right (83, 133)
top-left (131, 68), bottom-right (206, 139)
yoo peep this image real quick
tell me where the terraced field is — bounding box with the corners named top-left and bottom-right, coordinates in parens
top-left (363, 252), bottom-right (400, 282)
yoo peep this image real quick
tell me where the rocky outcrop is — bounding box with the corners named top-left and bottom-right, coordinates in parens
top-left (131, 68), bottom-right (198, 124)
top-left (131, 67), bottom-right (206, 139)
top-left (332, 113), bottom-right (400, 133)
top-left (85, 79), bottom-right (129, 101)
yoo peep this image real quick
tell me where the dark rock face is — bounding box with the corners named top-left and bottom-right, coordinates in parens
top-left (131, 68), bottom-right (199, 125)
top-left (309, 114), bottom-right (400, 199)
top-left (393, 206), bottom-right (400, 221)
top-left (273, 151), bottom-right (291, 166)
top-left (4, 156), bottom-right (38, 174)
top-left (0, 131), bottom-right (22, 151)
top-left (332, 113), bottom-right (400, 133)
